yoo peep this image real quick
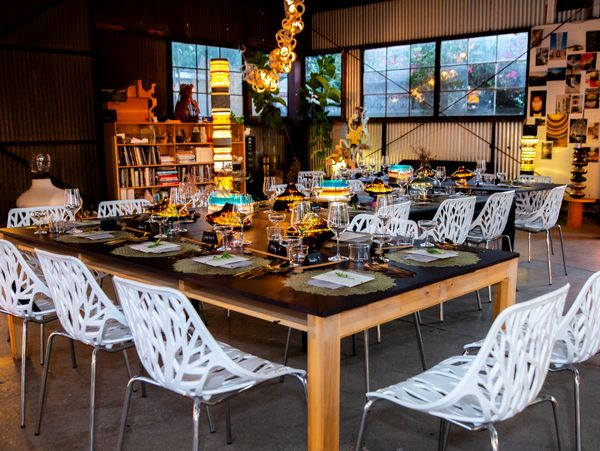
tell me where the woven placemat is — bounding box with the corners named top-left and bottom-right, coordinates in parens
top-left (388, 250), bottom-right (480, 267)
top-left (284, 269), bottom-right (395, 296)
top-left (174, 255), bottom-right (271, 276)
top-left (111, 242), bottom-right (198, 258)
top-left (56, 231), bottom-right (133, 244)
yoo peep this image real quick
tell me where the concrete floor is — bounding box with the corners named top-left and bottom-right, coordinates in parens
top-left (1, 219), bottom-right (599, 450)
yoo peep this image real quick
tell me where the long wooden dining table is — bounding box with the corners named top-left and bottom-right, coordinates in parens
top-left (0, 216), bottom-right (519, 451)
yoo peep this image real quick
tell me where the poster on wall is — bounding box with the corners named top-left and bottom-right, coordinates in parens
top-left (541, 142), bottom-right (553, 159)
top-left (530, 90), bottom-right (547, 116)
top-left (530, 72), bottom-right (547, 86)
top-left (546, 113), bottom-right (569, 147)
top-left (585, 88), bottom-right (600, 108)
top-left (586, 70), bottom-right (600, 87)
top-left (571, 95), bottom-right (583, 113)
top-left (567, 53), bottom-right (597, 72)
top-left (566, 74), bottom-right (582, 93)
top-left (586, 30), bottom-right (600, 52)
top-left (549, 32), bottom-right (568, 61)
top-left (547, 68), bottom-right (566, 81)
top-left (536, 48), bottom-right (549, 66)
top-left (532, 29), bottom-right (544, 47)
top-left (556, 95), bottom-right (571, 113)
top-left (587, 122), bottom-right (599, 142)
top-left (570, 118), bottom-right (588, 143)
top-left (588, 147), bottom-right (599, 162)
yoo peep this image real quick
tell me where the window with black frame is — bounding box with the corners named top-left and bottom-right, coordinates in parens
top-left (171, 42), bottom-right (243, 117)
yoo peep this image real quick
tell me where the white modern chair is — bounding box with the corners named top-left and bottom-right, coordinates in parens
top-left (347, 213), bottom-right (382, 233)
top-left (466, 190), bottom-right (515, 306)
top-left (35, 250), bottom-right (136, 451)
top-left (515, 185), bottom-right (567, 285)
top-left (112, 276), bottom-right (307, 450)
top-left (420, 196), bottom-right (476, 321)
top-left (465, 272), bottom-right (600, 451)
top-left (379, 200), bottom-right (411, 221)
top-left (97, 199), bottom-right (151, 218)
top-left (515, 189), bottom-right (549, 219)
top-left (347, 179), bottom-right (365, 193)
top-left (534, 175), bottom-right (552, 183)
top-left (385, 218), bottom-right (418, 239)
top-left (0, 240), bottom-right (75, 427)
top-left (356, 284), bottom-right (569, 451)
top-left (7, 206), bottom-right (74, 228)
top-left (298, 170), bottom-right (326, 179)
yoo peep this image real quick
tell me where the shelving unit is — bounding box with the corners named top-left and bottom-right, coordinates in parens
top-left (104, 121), bottom-right (245, 200)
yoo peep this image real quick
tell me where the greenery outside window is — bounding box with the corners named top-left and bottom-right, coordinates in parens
top-left (172, 42), bottom-right (243, 117)
top-left (305, 52), bottom-right (342, 117)
top-left (252, 74), bottom-right (288, 117)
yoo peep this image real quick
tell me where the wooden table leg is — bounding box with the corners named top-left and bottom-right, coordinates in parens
top-left (307, 314), bottom-right (341, 451)
top-left (493, 259), bottom-right (518, 319)
top-left (8, 316), bottom-right (17, 359)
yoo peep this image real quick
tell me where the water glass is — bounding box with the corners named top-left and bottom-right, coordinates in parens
top-left (279, 235), bottom-right (302, 265)
top-left (417, 219), bottom-right (438, 248)
top-left (291, 244), bottom-right (309, 266)
top-left (64, 188), bottom-right (82, 230)
top-left (349, 243), bottom-right (370, 263)
top-left (263, 176), bottom-right (277, 211)
top-left (268, 211), bottom-right (286, 224)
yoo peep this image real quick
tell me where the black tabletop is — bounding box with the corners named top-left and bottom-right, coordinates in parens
top-left (1, 217), bottom-right (519, 318)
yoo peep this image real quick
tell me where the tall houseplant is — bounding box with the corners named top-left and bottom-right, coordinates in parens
top-left (298, 55), bottom-right (341, 160)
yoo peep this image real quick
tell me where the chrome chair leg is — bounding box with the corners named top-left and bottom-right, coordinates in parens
top-left (413, 313), bottom-right (427, 371)
top-left (39, 323), bottom-right (44, 365)
top-left (557, 224), bottom-right (568, 276)
top-left (363, 329), bottom-right (370, 394)
top-left (117, 378), bottom-right (137, 451)
top-left (549, 229), bottom-right (555, 255)
top-left (282, 327), bottom-right (292, 367)
top-left (20, 319), bottom-right (29, 427)
top-left (570, 367), bottom-right (581, 451)
top-left (70, 339), bottom-right (77, 368)
top-left (89, 346), bottom-right (100, 451)
top-left (354, 399), bottom-right (375, 451)
top-left (205, 405), bottom-right (215, 433)
top-left (527, 232), bottom-right (532, 262)
top-left (487, 423), bottom-right (499, 451)
top-left (530, 394), bottom-right (563, 451)
top-left (225, 399), bottom-right (233, 444)
top-left (546, 229), bottom-right (553, 285)
top-left (475, 290), bottom-right (483, 310)
top-left (439, 303), bottom-right (444, 322)
top-left (193, 398), bottom-right (202, 451)
top-left (35, 331), bottom-right (60, 435)
top-left (438, 419), bottom-right (450, 451)
top-left (376, 325), bottom-right (381, 344)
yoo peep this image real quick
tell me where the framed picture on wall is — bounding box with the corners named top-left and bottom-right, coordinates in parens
top-left (530, 90), bottom-right (547, 117)
top-left (570, 118), bottom-right (588, 143)
top-left (571, 95), bottom-right (583, 113)
top-left (588, 147), bottom-right (599, 162)
top-left (586, 30), bottom-right (600, 52)
top-left (566, 74), bottom-right (582, 93)
top-left (541, 142), bottom-right (553, 159)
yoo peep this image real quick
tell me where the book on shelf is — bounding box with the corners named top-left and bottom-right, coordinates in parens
top-left (119, 146), bottom-right (160, 166)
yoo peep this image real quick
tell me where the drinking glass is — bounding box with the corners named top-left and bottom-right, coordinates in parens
top-left (64, 188), bottom-right (82, 232)
top-left (268, 211), bottom-right (286, 224)
top-left (370, 223), bottom-right (391, 263)
top-left (311, 174), bottom-right (324, 200)
top-left (475, 160), bottom-right (486, 184)
top-left (31, 210), bottom-right (49, 235)
top-left (170, 187), bottom-right (185, 233)
top-left (375, 194), bottom-right (393, 227)
top-left (177, 183), bottom-right (194, 232)
top-left (435, 166), bottom-right (447, 182)
top-left (279, 234), bottom-right (302, 265)
top-left (233, 193), bottom-right (255, 247)
top-left (496, 171), bottom-right (507, 184)
top-left (327, 202), bottom-right (350, 262)
top-left (381, 155), bottom-right (390, 173)
top-left (417, 219), bottom-right (438, 248)
top-left (151, 212), bottom-right (168, 239)
top-left (213, 223), bottom-right (233, 252)
top-left (263, 176), bottom-right (277, 212)
top-left (290, 201), bottom-right (312, 246)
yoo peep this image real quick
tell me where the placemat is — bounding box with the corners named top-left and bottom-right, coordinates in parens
top-left (388, 250), bottom-right (480, 267)
top-left (173, 255), bottom-right (270, 276)
top-left (111, 241), bottom-right (198, 258)
top-left (284, 269), bottom-right (394, 296)
top-left (56, 230), bottom-right (133, 244)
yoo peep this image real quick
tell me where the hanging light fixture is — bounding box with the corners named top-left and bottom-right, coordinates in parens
top-left (242, 0), bottom-right (305, 93)
top-left (210, 58), bottom-right (234, 190)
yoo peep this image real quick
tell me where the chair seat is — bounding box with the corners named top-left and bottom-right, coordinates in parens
top-left (0, 293), bottom-right (57, 323)
top-left (514, 216), bottom-right (547, 232)
top-left (179, 341), bottom-right (306, 400)
top-left (368, 355), bottom-right (490, 425)
top-left (466, 227), bottom-right (501, 244)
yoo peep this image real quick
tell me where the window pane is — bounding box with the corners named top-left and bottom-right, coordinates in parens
top-left (466, 89), bottom-right (495, 115)
top-left (364, 48), bottom-right (387, 72)
top-left (410, 92), bottom-right (434, 116)
top-left (196, 45), bottom-right (207, 68)
top-left (207, 46), bottom-right (220, 62)
top-left (364, 95), bottom-right (385, 117)
top-left (468, 36), bottom-right (497, 63)
top-left (497, 33), bottom-right (528, 61)
top-left (411, 42), bottom-right (435, 67)
top-left (441, 39), bottom-right (468, 65)
top-left (387, 94), bottom-right (409, 116)
top-left (387, 69), bottom-right (409, 94)
top-left (440, 65), bottom-right (468, 91)
top-left (468, 63), bottom-right (496, 89)
top-left (196, 69), bottom-right (208, 94)
top-left (388, 45), bottom-right (410, 69)
top-left (172, 43), bottom-right (196, 67)
top-left (198, 96), bottom-right (208, 118)
top-left (440, 91), bottom-right (467, 116)
top-left (326, 106), bottom-right (341, 116)
top-left (231, 96), bottom-right (243, 117)
top-left (497, 61), bottom-right (527, 88)
top-left (230, 73), bottom-right (243, 96)
top-left (220, 48), bottom-right (242, 69)
top-left (364, 71), bottom-right (386, 94)
top-left (410, 67), bottom-right (435, 91)
top-left (172, 68), bottom-right (197, 91)
top-left (496, 88), bottom-right (525, 115)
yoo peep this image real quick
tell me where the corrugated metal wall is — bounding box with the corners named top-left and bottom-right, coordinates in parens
top-left (0, 0), bottom-right (98, 224)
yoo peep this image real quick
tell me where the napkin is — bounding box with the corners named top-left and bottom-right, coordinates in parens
top-left (193, 254), bottom-right (252, 268)
top-left (130, 241), bottom-right (181, 254)
top-left (78, 231), bottom-right (114, 241)
top-left (404, 249), bottom-right (459, 263)
top-left (338, 231), bottom-right (370, 242)
top-left (311, 270), bottom-right (374, 289)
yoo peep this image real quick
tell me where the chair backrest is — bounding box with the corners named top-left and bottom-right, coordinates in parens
top-left (36, 249), bottom-right (127, 346)
top-left (0, 240), bottom-right (50, 317)
top-left (534, 175), bottom-right (552, 183)
top-left (298, 170), bottom-right (326, 179)
top-left (518, 174), bottom-right (535, 183)
top-left (528, 185), bottom-right (566, 229)
top-left (385, 219), bottom-right (418, 238)
top-left (347, 214), bottom-right (382, 233)
top-left (379, 201), bottom-right (411, 221)
top-left (347, 179), bottom-right (364, 192)
top-left (7, 206), bottom-right (74, 227)
top-left (515, 190), bottom-right (549, 217)
top-left (555, 271), bottom-right (600, 364)
top-left (423, 196), bottom-right (476, 244)
top-left (273, 183), bottom-right (306, 195)
top-left (97, 199), bottom-right (151, 218)
top-left (469, 191), bottom-right (515, 240)
top-left (441, 284), bottom-right (568, 424)
top-left (113, 276), bottom-right (275, 397)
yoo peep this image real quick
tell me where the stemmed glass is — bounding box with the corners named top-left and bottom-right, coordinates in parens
top-left (170, 187), bottom-right (186, 233)
top-left (475, 160), bottom-right (486, 185)
top-left (151, 212), bottom-right (168, 239)
top-left (370, 222), bottom-right (392, 263)
top-left (435, 166), bottom-right (446, 182)
top-left (290, 200), bottom-right (312, 246)
top-left (417, 219), bottom-right (438, 248)
top-left (327, 202), bottom-right (350, 262)
top-left (64, 188), bottom-right (82, 232)
top-left (381, 155), bottom-right (390, 173)
top-left (233, 193), bottom-right (255, 247)
top-left (213, 223), bottom-right (233, 252)
top-left (31, 210), bottom-right (49, 235)
top-left (263, 176), bottom-right (277, 212)
top-left (375, 194), bottom-right (393, 228)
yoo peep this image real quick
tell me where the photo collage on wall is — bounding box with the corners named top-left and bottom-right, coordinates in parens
top-left (528, 25), bottom-right (600, 161)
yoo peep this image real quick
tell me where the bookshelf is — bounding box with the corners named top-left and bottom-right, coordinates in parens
top-left (104, 121), bottom-right (245, 200)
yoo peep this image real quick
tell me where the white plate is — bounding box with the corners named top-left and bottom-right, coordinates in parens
top-left (130, 242), bottom-right (181, 254)
top-left (78, 231), bottom-right (114, 241)
top-left (311, 270), bottom-right (374, 288)
top-left (193, 254), bottom-right (251, 268)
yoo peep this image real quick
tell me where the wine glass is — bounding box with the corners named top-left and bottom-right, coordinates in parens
top-left (31, 210), bottom-right (49, 235)
top-left (417, 219), bottom-right (438, 248)
top-left (290, 200), bottom-right (312, 246)
top-left (213, 223), bottom-right (233, 252)
top-left (375, 194), bottom-right (394, 227)
top-left (381, 155), bottom-right (390, 173)
top-left (64, 188), bottom-right (82, 232)
top-left (170, 187), bottom-right (186, 233)
top-left (268, 211), bottom-right (286, 224)
top-left (233, 193), bottom-right (255, 247)
top-left (327, 202), bottom-right (350, 262)
top-left (151, 212), bottom-right (168, 239)
top-left (263, 176), bottom-right (277, 212)
top-left (475, 160), bottom-right (486, 185)
top-left (311, 174), bottom-right (324, 201)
